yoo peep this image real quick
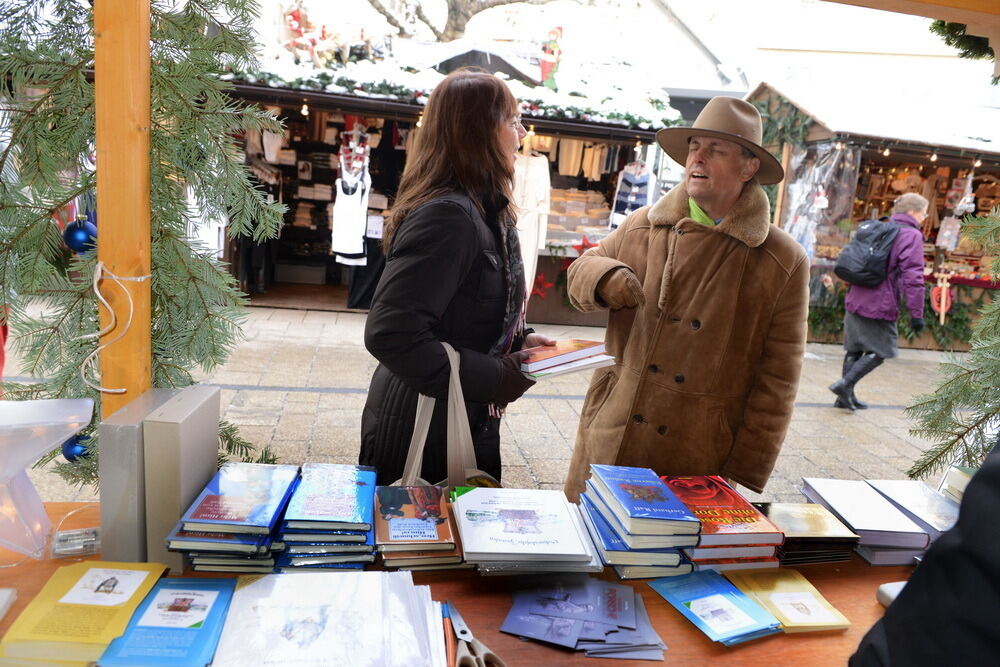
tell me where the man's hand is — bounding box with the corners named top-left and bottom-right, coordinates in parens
top-left (596, 268), bottom-right (645, 310)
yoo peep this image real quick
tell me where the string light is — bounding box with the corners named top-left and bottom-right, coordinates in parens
top-left (882, 146), bottom-right (890, 157)
top-left (973, 157), bottom-right (982, 168)
top-left (527, 124), bottom-right (536, 137)
top-left (416, 113), bottom-right (423, 128)
top-left (834, 141), bottom-right (844, 150)
top-left (929, 152), bottom-right (938, 162)
top-left (300, 102), bottom-right (309, 117)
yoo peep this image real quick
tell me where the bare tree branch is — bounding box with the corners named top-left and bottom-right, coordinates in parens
top-left (367, 0), bottom-right (411, 37)
top-left (415, 3), bottom-right (445, 42)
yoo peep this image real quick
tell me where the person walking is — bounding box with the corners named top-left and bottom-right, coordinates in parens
top-left (360, 68), bottom-right (553, 485)
top-left (563, 97), bottom-right (809, 501)
top-left (829, 193), bottom-right (927, 410)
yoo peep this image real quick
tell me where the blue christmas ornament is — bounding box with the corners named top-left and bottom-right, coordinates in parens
top-left (61, 435), bottom-right (89, 462)
top-left (63, 219), bottom-right (98, 253)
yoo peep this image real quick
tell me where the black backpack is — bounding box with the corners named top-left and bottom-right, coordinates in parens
top-left (834, 220), bottom-right (900, 288)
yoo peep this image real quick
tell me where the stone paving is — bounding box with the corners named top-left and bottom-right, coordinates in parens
top-left (16, 306), bottom-right (950, 504)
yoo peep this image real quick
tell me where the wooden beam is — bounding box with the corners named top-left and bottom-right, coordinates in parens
top-left (773, 143), bottom-right (794, 228)
top-left (95, 0), bottom-right (152, 417)
top-left (821, 1), bottom-right (1000, 28)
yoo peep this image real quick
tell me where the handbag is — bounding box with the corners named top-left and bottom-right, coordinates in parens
top-left (392, 342), bottom-right (502, 491)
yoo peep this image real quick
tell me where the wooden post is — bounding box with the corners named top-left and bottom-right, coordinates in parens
top-left (772, 143), bottom-right (793, 227)
top-left (95, 0), bottom-right (152, 417)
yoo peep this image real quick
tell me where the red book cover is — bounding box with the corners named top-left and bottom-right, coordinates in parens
top-left (520, 339), bottom-right (606, 372)
top-left (660, 476), bottom-right (784, 546)
top-left (188, 495), bottom-right (257, 522)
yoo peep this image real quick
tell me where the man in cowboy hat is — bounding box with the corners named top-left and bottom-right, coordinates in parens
top-left (563, 97), bottom-right (809, 501)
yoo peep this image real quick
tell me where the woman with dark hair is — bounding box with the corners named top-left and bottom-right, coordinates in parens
top-left (360, 68), bottom-right (554, 485)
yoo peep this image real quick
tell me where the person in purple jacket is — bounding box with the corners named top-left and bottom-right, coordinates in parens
top-left (829, 193), bottom-right (928, 410)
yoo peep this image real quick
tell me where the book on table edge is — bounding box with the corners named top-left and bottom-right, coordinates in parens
top-left (613, 562), bottom-right (693, 580)
top-left (682, 544), bottom-right (777, 560)
top-left (583, 482), bottom-right (700, 549)
top-left (180, 462), bottom-right (299, 535)
top-left (525, 354), bottom-right (615, 379)
top-left (281, 463), bottom-right (376, 531)
top-left (188, 555), bottom-right (276, 567)
top-left (647, 570), bottom-right (781, 645)
top-left (519, 339), bottom-right (606, 372)
top-left (165, 524), bottom-right (272, 555)
top-left (723, 569), bottom-right (850, 633)
top-left (753, 502), bottom-right (859, 544)
top-left (374, 486), bottom-right (455, 552)
top-left (693, 557), bottom-right (780, 572)
top-left (578, 493), bottom-right (683, 566)
top-left (98, 578), bottom-right (235, 667)
top-left (382, 514), bottom-right (464, 566)
top-left (660, 476), bottom-right (783, 546)
top-left (589, 465), bottom-right (701, 534)
top-left (276, 552), bottom-right (376, 566)
top-left (284, 542), bottom-right (375, 554)
top-left (800, 478), bottom-right (930, 549)
top-left (277, 528), bottom-right (370, 543)
top-left (855, 545), bottom-right (925, 566)
top-left (865, 479), bottom-right (959, 540)
top-left (191, 564), bottom-right (276, 574)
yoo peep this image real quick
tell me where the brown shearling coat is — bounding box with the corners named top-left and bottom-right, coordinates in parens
top-left (564, 182), bottom-right (808, 500)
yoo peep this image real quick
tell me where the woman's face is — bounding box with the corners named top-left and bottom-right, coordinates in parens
top-left (501, 112), bottom-right (527, 167)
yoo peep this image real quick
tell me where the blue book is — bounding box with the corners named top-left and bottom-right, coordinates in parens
top-left (647, 571), bottom-right (781, 645)
top-left (282, 463), bottom-right (377, 531)
top-left (278, 529), bottom-right (369, 543)
top-left (279, 525), bottom-right (375, 555)
top-left (99, 578), bottom-right (235, 666)
top-left (588, 465), bottom-right (701, 535)
top-left (180, 463), bottom-right (300, 535)
top-left (274, 553), bottom-right (368, 571)
top-left (584, 482), bottom-right (700, 549)
top-left (165, 523), bottom-right (271, 555)
top-left (579, 494), bottom-right (682, 566)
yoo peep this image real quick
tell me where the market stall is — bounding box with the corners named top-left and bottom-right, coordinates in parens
top-left (749, 82), bottom-right (999, 351)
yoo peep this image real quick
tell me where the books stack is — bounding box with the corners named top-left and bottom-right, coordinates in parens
top-left (211, 572), bottom-right (445, 666)
top-left (168, 462), bottom-right (300, 573)
top-left (724, 568), bottom-right (850, 633)
top-left (519, 339), bottom-right (614, 379)
top-left (98, 578), bottom-right (235, 666)
top-left (802, 478), bottom-right (930, 565)
top-left (500, 573), bottom-right (667, 660)
top-left (580, 465), bottom-right (700, 579)
top-left (274, 463), bottom-right (377, 572)
top-left (754, 502), bottom-right (860, 565)
top-left (0, 561), bottom-right (166, 665)
top-left (648, 570), bottom-right (782, 646)
top-left (661, 476), bottom-right (784, 571)
top-left (375, 485), bottom-right (467, 571)
top-left (451, 487), bottom-right (600, 574)
top-left (938, 464), bottom-right (975, 503)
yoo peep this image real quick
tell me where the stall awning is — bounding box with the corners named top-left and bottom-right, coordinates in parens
top-left (229, 83), bottom-right (658, 144)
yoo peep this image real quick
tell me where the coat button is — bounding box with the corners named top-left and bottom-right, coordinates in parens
top-left (633, 414), bottom-right (645, 424)
top-left (647, 364), bottom-right (659, 373)
top-left (657, 425), bottom-right (668, 435)
top-left (691, 319), bottom-right (701, 330)
top-left (674, 374), bottom-right (685, 383)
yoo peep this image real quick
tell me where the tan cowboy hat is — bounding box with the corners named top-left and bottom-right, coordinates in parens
top-left (656, 97), bottom-right (784, 185)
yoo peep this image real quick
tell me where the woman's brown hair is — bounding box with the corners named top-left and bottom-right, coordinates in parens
top-left (384, 68), bottom-right (519, 247)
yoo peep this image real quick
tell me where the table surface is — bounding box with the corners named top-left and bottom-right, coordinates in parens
top-left (0, 503), bottom-right (913, 666)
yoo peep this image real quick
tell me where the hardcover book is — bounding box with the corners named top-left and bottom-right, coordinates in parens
top-left (583, 482), bottom-right (700, 549)
top-left (282, 463), bottom-right (376, 531)
top-left (578, 494), bottom-right (682, 566)
top-left (693, 557), bottom-right (781, 572)
top-left (682, 544), bottom-right (777, 560)
top-left (647, 570), bottom-right (781, 646)
top-left (165, 524), bottom-right (271, 555)
top-left (0, 561), bottom-right (166, 664)
top-left (661, 476), bottom-right (783, 546)
top-left (98, 578), bottom-right (235, 666)
top-left (801, 478), bottom-right (930, 549)
top-left (613, 562), bottom-right (693, 580)
top-left (525, 354), bottom-right (615, 379)
top-left (453, 488), bottom-right (591, 562)
top-left (589, 465), bottom-right (701, 535)
top-left (180, 463), bottom-right (300, 535)
top-left (752, 503), bottom-right (859, 543)
top-left (519, 339), bottom-right (606, 372)
top-left (724, 569), bottom-right (850, 633)
top-left (855, 545), bottom-right (926, 566)
top-left (866, 479), bottom-right (960, 541)
top-left (374, 486), bottom-right (455, 552)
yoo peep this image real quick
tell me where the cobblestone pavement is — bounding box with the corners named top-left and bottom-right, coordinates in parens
top-left (16, 307), bottom-right (950, 503)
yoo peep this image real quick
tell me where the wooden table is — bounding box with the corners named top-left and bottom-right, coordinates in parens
top-left (1, 503), bottom-right (913, 666)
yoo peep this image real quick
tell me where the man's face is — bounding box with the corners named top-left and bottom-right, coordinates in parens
top-left (684, 135), bottom-right (759, 212)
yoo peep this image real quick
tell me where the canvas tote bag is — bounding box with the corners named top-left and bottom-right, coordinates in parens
top-left (392, 342), bottom-right (501, 490)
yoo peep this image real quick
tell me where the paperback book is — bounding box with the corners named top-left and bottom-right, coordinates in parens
top-left (98, 578), bottom-right (235, 666)
top-left (724, 569), bottom-right (850, 633)
top-left (524, 354), bottom-right (615, 379)
top-left (180, 463), bottom-right (300, 535)
top-left (519, 339), bottom-right (606, 372)
top-left (589, 465), bottom-right (701, 534)
top-left (282, 463), bottom-right (376, 531)
top-left (661, 476), bottom-right (783, 546)
top-left (374, 486), bottom-right (455, 552)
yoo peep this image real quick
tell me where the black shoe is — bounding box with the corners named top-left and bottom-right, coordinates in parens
top-left (829, 379), bottom-right (855, 411)
top-left (850, 393), bottom-right (869, 410)
top-left (833, 396), bottom-right (853, 409)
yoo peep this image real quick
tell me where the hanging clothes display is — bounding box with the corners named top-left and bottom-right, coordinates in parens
top-left (610, 161), bottom-right (655, 229)
top-left (330, 169), bottom-right (371, 265)
top-left (557, 138), bottom-right (584, 176)
top-left (185, 186), bottom-right (227, 258)
top-left (513, 152), bottom-right (551, 289)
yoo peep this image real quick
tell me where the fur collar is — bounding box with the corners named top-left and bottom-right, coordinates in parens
top-left (647, 181), bottom-right (772, 248)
